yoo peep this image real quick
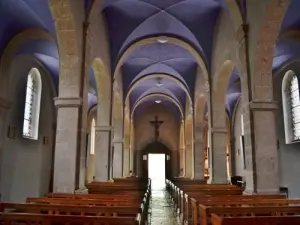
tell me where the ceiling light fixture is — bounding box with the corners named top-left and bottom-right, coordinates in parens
top-left (156, 77), bottom-right (163, 87)
top-left (157, 38), bottom-right (168, 44)
top-left (155, 100), bottom-right (162, 104)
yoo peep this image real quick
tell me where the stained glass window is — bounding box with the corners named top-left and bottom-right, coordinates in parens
top-left (23, 73), bottom-right (35, 138)
top-left (290, 75), bottom-right (300, 141)
top-left (90, 119), bottom-right (96, 154)
top-left (23, 68), bottom-right (41, 140)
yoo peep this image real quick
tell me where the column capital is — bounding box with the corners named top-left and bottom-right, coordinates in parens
top-left (54, 97), bottom-right (82, 108)
top-left (249, 101), bottom-right (277, 111)
top-left (0, 97), bottom-right (11, 109)
top-left (95, 126), bottom-right (112, 132)
top-left (211, 127), bottom-right (227, 133)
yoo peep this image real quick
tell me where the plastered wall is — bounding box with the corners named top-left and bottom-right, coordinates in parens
top-left (0, 56), bottom-right (55, 202)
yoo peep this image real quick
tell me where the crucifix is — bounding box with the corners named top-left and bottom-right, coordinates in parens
top-left (150, 116), bottom-right (164, 141)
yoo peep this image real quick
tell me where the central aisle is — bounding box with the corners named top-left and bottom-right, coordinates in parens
top-left (148, 187), bottom-right (178, 225)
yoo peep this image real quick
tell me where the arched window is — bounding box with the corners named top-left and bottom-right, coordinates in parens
top-left (282, 70), bottom-right (300, 143)
top-left (289, 75), bottom-right (300, 140)
top-left (23, 68), bottom-right (42, 140)
top-left (90, 118), bottom-right (96, 155)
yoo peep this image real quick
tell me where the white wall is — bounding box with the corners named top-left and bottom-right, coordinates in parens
top-left (0, 56), bottom-right (55, 202)
top-left (233, 101), bottom-right (245, 177)
top-left (273, 62), bottom-right (300, 197)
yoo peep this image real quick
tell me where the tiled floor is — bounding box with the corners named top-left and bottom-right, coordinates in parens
top-left (148, 187), bottom-right (179, 225)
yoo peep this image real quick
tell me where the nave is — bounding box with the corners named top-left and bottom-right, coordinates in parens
top-left (3, 0), bottom-right (300, 224)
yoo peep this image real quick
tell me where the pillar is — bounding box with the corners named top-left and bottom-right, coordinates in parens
top-left (129, 120), bottom-right (134, 174)
top-left (123, 145), bottom-right (130, 177)
top-left (170, 150), bottom-right (179, 177)
top-left (194, 124), bottom-right (205, 179)
top-left (243, 102), bottom-right (279, 194)
top-left (113, 139), bottom-right (123, 178)
top-left (94, 126), bottom-right (111, 181)
top-left (185, 144), bottom-right (193, 178)
top-left (53, 97), bottom-right (82, 193)
top-left (0, 97), bottom-right (11, 182)
top-left (135, 151), bottom-right (143, 177)
top-left (208, 127), bottom-right (228, 184)
top-left (178, 149), bottom-right (185, 176)
top-left (236, 24), bottom-right (279, 194)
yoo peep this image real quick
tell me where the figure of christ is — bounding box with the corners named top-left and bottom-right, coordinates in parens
top-left (149, 116), bottom-right (164, 141)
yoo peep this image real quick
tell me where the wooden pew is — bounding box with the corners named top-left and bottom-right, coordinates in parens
top-left (0, 202), bottom-right (141, 217)
top-left (211, 213), bottom-right (300, 225)
top-left (200, 205), bottom-right (300, 225)
top-left (196, 199), bottom-right (300, 225)
top-left (26, 197), bottom-right (143, 206)
top-left (3, 178), bottom-right (150, 225)
top-left (190, 195), bottom-right (287, 225)
top-left (179, 187), bottom-right (243, 224)
top-left (46, 192), bottom-right (145, 200)
top-left (0, 213), bottom-right (141, 225)
top-left (165, 178), bottom-right (244, 224)
top-left (87, 179), bottom-right (151, 194)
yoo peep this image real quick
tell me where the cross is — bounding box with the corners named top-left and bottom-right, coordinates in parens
top-left (150, 116), bottom-right (164, 141)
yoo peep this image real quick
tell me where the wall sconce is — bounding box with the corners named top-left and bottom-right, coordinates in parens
top-left (143, 155), bottom-right (148, 160)
top-left (7, 126), bottom-right (16, 139)
top-left (43, 136), bottom-right (49, 145)
top-left (166, 155), bottom-right (170, 161)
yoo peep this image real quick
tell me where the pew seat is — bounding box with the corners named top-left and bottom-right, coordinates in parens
top-left (0, 213), bottom-right (140, 225)
top-left (211, 213), bottom-right (300, 225)
top-left (201, 205), bottom-right (300, 225)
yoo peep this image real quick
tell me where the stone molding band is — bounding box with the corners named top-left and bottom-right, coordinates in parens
top-left (54, 97), bottom-right (82, 108)
top-left (211, 127), bottom-right (227, 133)
top-left (249, 101), bottom-right (278, 111)
top-left (95, 126), bottom-right (112, 132)
top-left (113, 139), bottom-right (124, 144)
top-left (0, 97), bottom-right (11, 109)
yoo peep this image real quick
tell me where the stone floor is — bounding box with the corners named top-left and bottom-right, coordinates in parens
top-left (148, 187), bottom-right (179, 225)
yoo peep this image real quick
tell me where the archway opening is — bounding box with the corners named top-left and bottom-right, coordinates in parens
top-left (148, 154), bottom-right (166, 190)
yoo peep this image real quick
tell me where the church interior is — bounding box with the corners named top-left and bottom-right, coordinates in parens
top-left (1, 0), bottom-right (300, 224)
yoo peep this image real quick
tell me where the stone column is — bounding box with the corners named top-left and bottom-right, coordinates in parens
top-left (113, 139), bottom-right (123, 178)
top-left (171, 150), bottom-right (179, 177)
top-left (53, 97), bottom-right (82, 193)
top-left (194, 124), bottom-right (205, 179)
top-left (135, 150), bottom-right (143, 177)
top-left (243, 102), bottom-right (279, 194)
top-left (123, 145), bottom-right (130, 177)
top-left (235, 24), bottom-right (279, 194)
top-left (0, 97), bottom-right (11, 183)
top-left (94, 126), bottom-right (111, 181)
top-left (185, 144), bottom-right (193, 178)
top-left (178, 149), bottom-right (185, 176)
top-left (129, 120), bottom-right (134, 174)
top-left (208, 127), bottom-right (228, 184)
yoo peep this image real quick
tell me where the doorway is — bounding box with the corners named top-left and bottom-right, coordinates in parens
top-left (148, 154), bottom-right (166, 190)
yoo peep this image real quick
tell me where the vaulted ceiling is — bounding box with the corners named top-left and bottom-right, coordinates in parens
top-left (102, 0), bottom-right (241, 119)
top-left (1, 0), bottom-right (299, 120)
top-left (273, 0), bottom-right (300, 72)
